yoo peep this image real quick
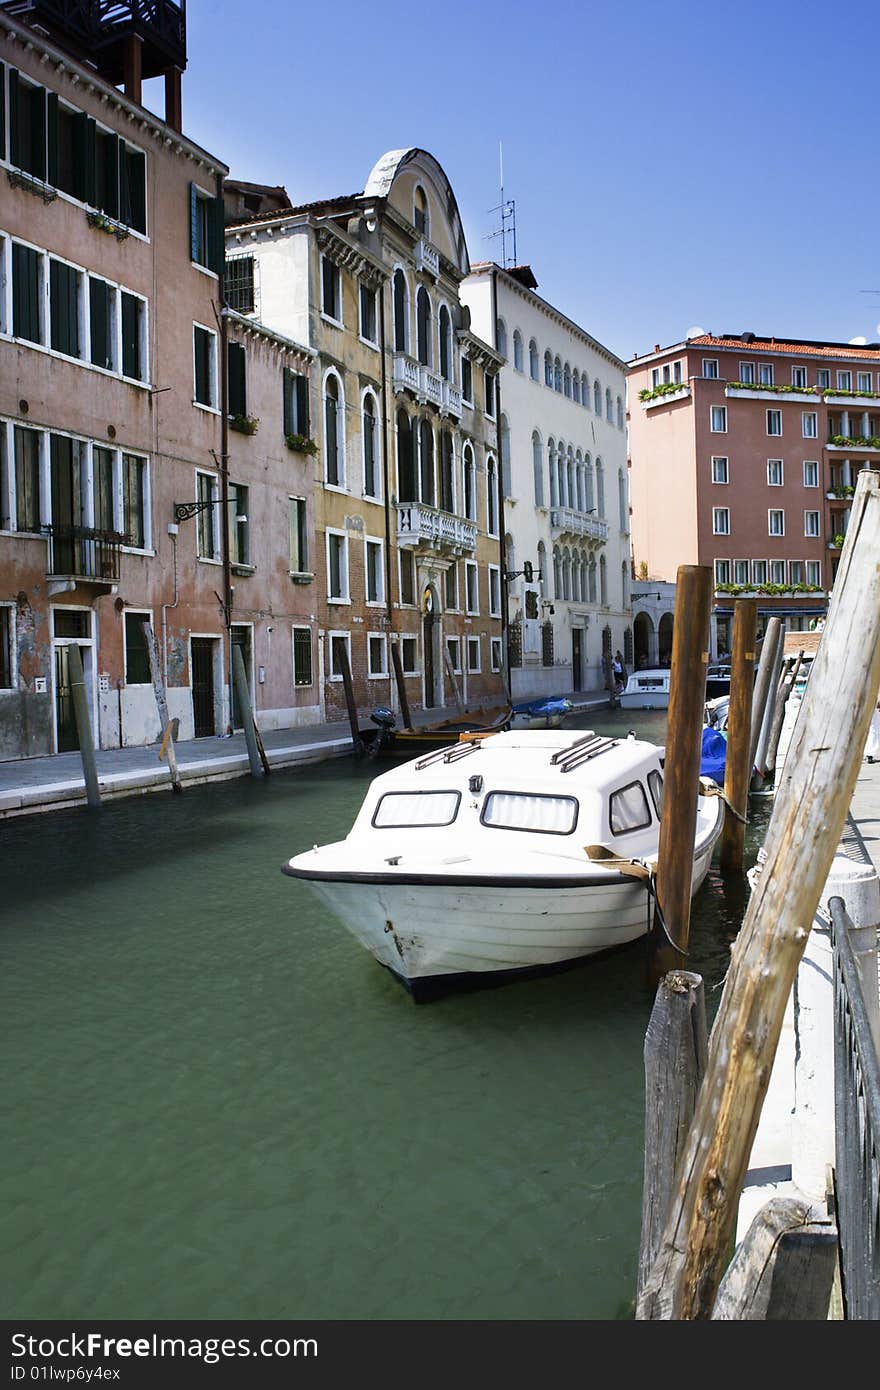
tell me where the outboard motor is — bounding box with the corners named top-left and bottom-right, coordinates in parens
top-left (367, 706), bottom-right (396, 759)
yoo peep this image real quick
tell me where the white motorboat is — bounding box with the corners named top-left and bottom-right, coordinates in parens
top-left (619, 668), bottom-right (671, 709)
top-left (283, 729), bottom-right (725, 998)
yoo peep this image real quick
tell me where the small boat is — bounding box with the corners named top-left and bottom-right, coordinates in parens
top-left (705, 664), bottom-right (732, 700)
top-left (619, 668), bottom-right (671, 709)
top-left (363, 704), bottom-right (512, 758)
top-left (511, 696), bottom-right (573, 729)
top-left (283, 729), bottom-right (725, 998)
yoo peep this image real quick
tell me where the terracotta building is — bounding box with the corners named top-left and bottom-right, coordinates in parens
top-left (626, 332), bottom-right (880, 659)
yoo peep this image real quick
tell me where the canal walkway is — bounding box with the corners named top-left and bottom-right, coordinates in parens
top-left (0, 688), bottom-right (612, 817)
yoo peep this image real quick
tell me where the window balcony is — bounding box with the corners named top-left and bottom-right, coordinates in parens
top-left (45, 524), bottom-right (126, 588)
top-left (441, 380), bottom-right (463, 419)
top-left (396, 504), bottom-right (477, 554)
top-left (420, 367), bottom-right (443, 408)
top-left (549, 508), bottom-right (609, 542)
top-left (415, 239), bottom-right (440, 278)
top-left (639, 384), bottom-right (690, 409)
top-left (393, 353), bottom-right (420, 394)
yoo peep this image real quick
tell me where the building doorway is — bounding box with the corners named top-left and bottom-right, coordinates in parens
top-left (191, 637), bottom-right (218, 737)
top-left (230, 624), bottom-right (254, 729)
top-left (52, 608), bottom-right (95, 753)
top-left (658, 613), bottom-right (674, 665)
top-left (571, 629), bottom-right (583, 691)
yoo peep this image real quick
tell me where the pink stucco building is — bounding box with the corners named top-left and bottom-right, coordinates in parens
top-left (627, 332), bottom-right (880, 658)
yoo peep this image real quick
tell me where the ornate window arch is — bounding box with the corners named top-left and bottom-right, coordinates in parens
top-left (440, 430), bottom-right (455, 512)
top-left (496, 317), bottom-right (508, 360)
top-left (323, 368), bottom-right (345, 488)
top-left (487, 454), bottom-right (499, 536)
top-left (532, 430), bottom-right (544, 507)
top-left (594, 379), bottom-right (602, 414)
top-left (361, 387), bottom-right (380, 499)
top-left (605, 387), bottom-right (613, 422)
top-left (544, 350), bottom-right (553, 387)
top-left (393, 267), bottom-right (409, 354)
top-left (416, 286), bottom-right (432, 367)
top-left (462, 442), bottom-right (476, 522)
top-left (596, 457), bottom-right (605, 517)
top-left (438, 303), bottom-right (453, 381)
top-left (548, 437), bottom-right (558, 507)
top-left (513, 330), bottom-right (524, 372)
top-left (563, 363), bottom-right (572, 398)
top-left (554, 356), bottom-right (562, 392)
top-left (529, 339), bottom-right (540, 380)
top-left (396, 407), bottom-right (416, 502)
top-left (419, 417), bottom-right (435, 505)
top-left (572, 370), bottom-right (581, 404)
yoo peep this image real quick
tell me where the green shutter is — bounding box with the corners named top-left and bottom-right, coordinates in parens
top-left (297, 375), bottom-right (310, 436)
top-left (12, 243), bottom-right (40, 344)
top-left (46, 89), bottom-right (58, 186)
top-left (8, 68), bottom-right (19, 167)
top-left (74, 112), bottom-right (96, 204)
top-left (189, 182), bottom-right (199, 261)
top-left (50, 260), bottom-right (79, 356)
top-left (283, 368), bottom-right (293, 436)
top-left (121, 292), bottom-right (139, 379)
top-left (0, 65), bottom-right (6, 165)
top-left (227, 342), bottom-right (246, 418)
top-left (209, 195), bottom-right (225, 278)
top-left (89, 278), bottom-right (111, 369)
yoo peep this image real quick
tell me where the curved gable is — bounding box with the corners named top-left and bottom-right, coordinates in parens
top-left (363, 148), bottom-right (470, 276)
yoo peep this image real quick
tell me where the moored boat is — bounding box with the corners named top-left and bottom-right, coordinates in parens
top-left (618, 668), bottom-right (671, 709)
top-left (283, 728), bottom-right (725, 998)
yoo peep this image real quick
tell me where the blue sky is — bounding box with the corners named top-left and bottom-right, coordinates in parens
top-left (165, 0), bottom-right (880, 362)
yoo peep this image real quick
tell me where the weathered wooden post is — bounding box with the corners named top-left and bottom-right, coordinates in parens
top-left (335, 639), bottom-right (364, 755)
top-left (390, 639), bottom-right (413, 730)
top-left (443, 647), bottom-right (466, 719)
top-left (637, 471), bottom-right (880, 1320)
top-left (718, 599), bottom-right (757, 873)
top-left (638, 971), bottom-right (708, 1297)
top-left (763, 651), bottom-right (804, 777)
top-left (232, 642), bottom-right (264, 777)
top-left (142, 619), bottom-right (182, 794)
top-left (753, 624), bottom-right (786, 781)
top-left (67, 643), bottom-right (101, 810)
top-left (648, 565), bottom-right (713, 985)
top-left (749, 617), bottom-right (782, 774)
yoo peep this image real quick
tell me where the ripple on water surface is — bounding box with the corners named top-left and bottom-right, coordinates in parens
top-left (1, 713), bottom-right (764, 1319)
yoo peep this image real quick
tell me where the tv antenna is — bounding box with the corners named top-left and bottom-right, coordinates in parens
top-left (486, 141), bottom-right (517, 270)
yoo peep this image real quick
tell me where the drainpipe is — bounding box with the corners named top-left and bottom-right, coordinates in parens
top-left (216, 168), bottom-right (233, 732)
top-left (491, 265), bottom-right (509, 702)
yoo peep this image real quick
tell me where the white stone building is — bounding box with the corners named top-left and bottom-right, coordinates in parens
top-left (461, 264), bottom-right (631, 698)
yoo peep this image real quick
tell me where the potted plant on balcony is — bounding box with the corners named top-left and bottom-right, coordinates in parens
top-left (230, 414), bottom-right (259, 436)
top-left (285, 433), bottom-right (318, 455)
top-left (830, 533), bottom-right (845, 549)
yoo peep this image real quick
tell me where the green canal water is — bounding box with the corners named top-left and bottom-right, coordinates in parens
top-left (1, 710), bottom-right (769, 1321)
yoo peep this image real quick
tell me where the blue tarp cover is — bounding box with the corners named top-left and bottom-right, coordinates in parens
top-left (700, 726), bottom-right (728, 783)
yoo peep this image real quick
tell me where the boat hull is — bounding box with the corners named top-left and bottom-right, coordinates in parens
top-left (618, 691), bottom-right (670, 709)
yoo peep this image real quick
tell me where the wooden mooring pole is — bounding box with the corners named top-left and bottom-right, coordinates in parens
top-left (718, 599), bottom-right (757, 873)
top-left (336, 641), bottom-right (364, 755)
top-left (443, 647), bottom-right (466, 719)
top-left (390, 639), bottom-right (412, 730)
top-left (232, 643), bottom-right (265, 777)
top-left (637, 471), bottom-right (880, 1320)
top-left (748, 616), bottom-right (782, 775)
top-left (142, 620), bottom-right (182, 794)
top-left (67, 642), bottom-right (101, 810)
top-left (648, 565), bottom-right (713, 986)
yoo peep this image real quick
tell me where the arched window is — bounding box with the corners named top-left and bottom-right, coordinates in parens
top-left (393, 269), bottom-right (409, 354)
top-left (537, 541), bottom-right (546, 595)
top-left (616, 395), bottom-right (624, 429)
top-left (440, 431), bottom-right (454, 512)
top-left (582, 374), bottom-right (590, 409)
top-left (600, 554), bottom-right (607, 605)
top-left (563, 363), bottom-right (571, 398)
top-left (323, 371), bottom-right (344, 487)
top-left (594, 380), bottom-right (602, 414)
top-left (463, 443), bottom-right (476, 522)
top-left (572, 371), bottom-right (581, 405)
top-left (580, 550), bottom-right (589, 601)
top-left (618, 468), bottom-right (628, 531)
top-left (487, 454), bottom-right (499, 536)
top-left (562, 548), bottom-right (572, 601)
top-left (419, 419), bottom-right (435, 504)
top-left (396, 409), bottom-right (416, 502)
top-left (585, 453), bottom-right (594, 511)
top-left (544, 350), bottom-right (553, 387)
top-left (553, 546), bottom-right (561, 601)
top-left (588, 556), bottom-right (597, 603)
top-left (513, 330), bottom-right (524, 373)
top-left (566, 447), bottom-right (575, 511)
top-left (416, 286), bottom-right (432, 367)
top-left (438, 304), bottom-right (452, 381)
top-left (500, 415), bottom-right (512, 498)
top-left (496, 318), bottom-right (508, 359)
top-left (532, 430), bottom-right (544, 507)
top-left (571, 553), bottom-right (580, 603)
top-left (529, 339), bottom-right (539, 380)
top-left (575, 451), bottom-right (584, 512)
top-left (362, 390), bottom-right (379, 498)
top-left (548, 438), bottom-right (558, 507)
top-left (596, 457), bottom-right (605, 517)
top-left (413, 185), bottom-right (429, 237)
top-left (554, 356), bottom-right (562, 392)
top-left (606, 388), bottom-right (613, 422)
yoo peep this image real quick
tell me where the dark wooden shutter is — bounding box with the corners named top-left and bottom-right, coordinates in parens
top-left (0, 65), bottom-right (5, 165)
top-left (8, 68), bottom-right (19, 167)
top-left (208, 195), bottom-right (225, 277)
top-left (189, 181), bottom-right (199, 261)
top-left (227, 342), bottom-right (246, 418)
top-left (282, 368), bottom-right (293, 436)
top-left (121, 292), bottom-right (139, 379)
top-left (97, 130), bottom-right (119, 217)
top-left (50, 259), bottom-right (79, 357)
top-left (12, 243), bottom-right (40, 343)
top-left (28, 80), bottom-right (46, 180)
top-left (194, 326), bottom-right (210, 404)
top-left (74, 112), bottom-right (96, 204)
top-left (89, 278), bottom-right (111, 368)
top-left (296, 375), bottom-right (310, 435)
top-left (46, 89), bottom-right (58, 186)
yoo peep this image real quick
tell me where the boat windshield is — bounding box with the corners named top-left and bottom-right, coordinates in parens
top-left (480, 791), bottom-right (578, 836)
top-left (609, 781), bottom-right (652, 835)
top-left (372, 790), bottom-right (461, 828)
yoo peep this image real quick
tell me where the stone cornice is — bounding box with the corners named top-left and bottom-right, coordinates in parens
top-left (314, 223), bottom-right (387, 288)
top-left (457, 329), bottom-right (504, 371)
top-left (470, 263), bottom-right (625, 373)
top-left (224, 310), bottom-right (314, 368)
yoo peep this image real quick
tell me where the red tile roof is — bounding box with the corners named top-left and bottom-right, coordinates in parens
top-left (687, 334), bottom-right (880, 360)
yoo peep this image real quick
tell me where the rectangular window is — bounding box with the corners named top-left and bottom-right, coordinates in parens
top-left (710, 406), bottom-right (727, 432)
top-left (399, 550), bottom-right (415, 606)
top-left (485, 373), bottom-right (496, 417)
top-left (89, 276), bottom-right (115, 370)
top-left (791, 366), bottom-right (807, 389)
top-left (400, 635), bottom-right (418, 675)
top-left (806, 560), bottom-right (821, 586)
top-left (482, 790), bottom-right (578, 836)
top-left (702, 358), bottom-right (718, 379)
top-left (121, 291), bottom-right (145, 381)
top-left (803, 460), bottom-right (819, 487)
top-left (225, 255), bottom-right (255, 314)
top-left (837, 370), bottom-right (852, 391)
top-left (488, 564), bottom-right (501, 617)
top-left (365, 538), bottom-right (384, 604)
top-left (802, 411), bottom-right (818, 439)
top-left (673, 361), bottom-right (682, 384)
top-left (283, 369), bottom-right (310, 439)
top-left (359, 283), bottom-right (377, 343)
top-left (49, 257), bottom-right (81, 357)
top-left (445, 562), bottom-right (458, 611)
top-left (93, 445), bottom-right (115, 532)
top-left (321, 256), bottom-right (342, 322)
top-left (752, 560), bottom-right (768, 585)
top-left (711, 456), bottom-right (729, 484)
top-left (124, 612), bottom-right (151, 684)
top-left (229, 482), bottom-right (249, 566)
top-left (461, 357), bottom-right (473, 403)
top-left (766, 409), bottom-right (782, 436)
top-left (12, 242), bottom-right (42, 344)
top-left (712, 507), bottom-right (730, 535)
top-left (714, 559), bottom-right (730, 586)
top-left (465, 561), bottom-right (479, 614)
top-left (227, 341), bottom-right (247, 419)
top-left (661, 364), bottom-right (670, 384)
top-left (288, 497), bottom-right (308, 574)
top-left (651, 368), bottom-right (660, 389)
top-left (769, 509), bottom-right (785, 536)
top-left (445, 636), bottom-right (462, 673)
top-left (373, 790), bottom-right (460, 829)
top-left (467, 636), bottom-right (480, 673)
top-left (122, 453), bottom-right (147, 548)
top-left (13, 426), bottom-right (41, 532)
top-left (121, 144), bottom-right (147, 235)
top-left (770, 560), bottom-right (786, 584)
top-left (739, 362), bottom-right (755, 384)
top-left (0, 607), bottom-right (12, 689)
top-left (10, 72), bottom-right (47, 180)
top-left (767, 458), bottom-right (783, 486)
top-left (193, 324), bottom-right (218, 408)
top-left (733, 559), bottom-right (749, 585)
top-left (190, 183), bottom-right (223, 275)
top-left (491, 637), bottom-right (502, 672)
top-left (327, 531), bottom-right (348, 601)
top-left (789, 560), bottom-right (804, 585)
top-left (857, 371), bottom-right (872, 393)
top-left (196, 472), bottom-right (217, 559)
top-left (367, 634), bottom-right (387, 677)
top-left (759, 363), bottom-right (774, 386)
top-left (610, 782), bottom-right (652, 836)
top-left (293, 627), bottom-right (313, 687)
top-left (817, 368), bottom-right (831, 389)
top-left (329, 632), bottom-right (351, 680)
top-left (804, 510), bottom-right (820, 537)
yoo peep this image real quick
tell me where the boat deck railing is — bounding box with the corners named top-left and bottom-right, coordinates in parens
top-left (551, 734), bottom-right (620, 775)
top-left (414, 740), bottom-right (484, 772)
